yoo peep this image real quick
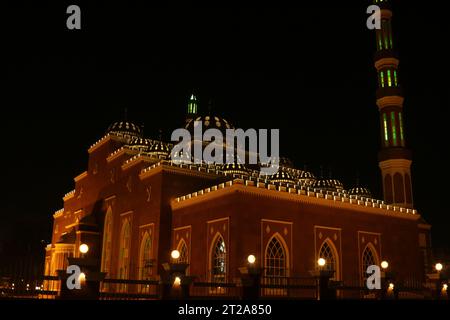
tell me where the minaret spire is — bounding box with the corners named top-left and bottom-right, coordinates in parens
top-left (185, 92), bottom-right (198, 124)
top-left (373, 0), bottom-right (413, 208)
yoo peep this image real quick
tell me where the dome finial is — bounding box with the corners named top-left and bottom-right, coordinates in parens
top-left (355, 171), bottom-right (361, 187)
top-left (158, 129), bottom-right (163, 141)
top-left (207, 99), bottom-right (213, 115)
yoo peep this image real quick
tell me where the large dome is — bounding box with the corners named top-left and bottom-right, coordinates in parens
top-left (107, 121), bottom-right (142, 139)
top-left (185, 115), bottom-right (234, 135)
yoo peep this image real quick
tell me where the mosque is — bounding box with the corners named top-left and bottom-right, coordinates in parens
top-left (44, 0), bottom-right (432, 297)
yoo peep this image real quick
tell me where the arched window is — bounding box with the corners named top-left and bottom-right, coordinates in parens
top-left (118, 219), bottom-right (131, 292)
top-left (384, 174), bottom-right (393, 203)
top-left (210, 234), bottom-right (226, 283)
top-left (101, 208), bottom-right (113, 275)
top-left (177, 239), bottom-right (189, 264)
top-left (139, 232), bottom-right (152, 280)
top-left (138, 232), bottom-right (152, 293)
top-left (405, 174), bottom-right (412, 204)
top-left (394, 172), bottom-right (405, 204)
top-left (318, 240), bottom-right (339, 280)
top-left (362, 244), bottom-right (379, 283)
top-left (264, 235), bottom-right (288, 296)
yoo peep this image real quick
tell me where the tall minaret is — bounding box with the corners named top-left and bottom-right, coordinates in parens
top-left (373, 0), bottom-right (413, 208)
top-left (185, 93), bottom-right (198, 125)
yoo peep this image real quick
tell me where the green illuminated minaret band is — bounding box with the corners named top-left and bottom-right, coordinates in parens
top-left (185, 93), bottom-right (199, 125)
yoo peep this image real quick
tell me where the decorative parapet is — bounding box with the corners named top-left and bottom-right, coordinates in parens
top-left (74, 171), bottom-right (88, 182)
top-left (106, 147), bottom-right (138, 163)
top-left (122, 153), bottom-right (158, 171)
top-left (63, 190), bottom-right (75, 201)
top-left (140, 160), bottom-right (220, 180)
top-left (173, 178), bottom-right (418, 219)
top-left (88, 134), bottom-right (112, 153)
top-left (53, 208), bottom-right (64, 219)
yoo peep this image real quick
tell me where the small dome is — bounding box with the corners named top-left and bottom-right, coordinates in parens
top-left (128, 137), bottom-right (152, 151)
top-left (170, 149), bottom-right (192, 163)
top-left (311, 178), bottom-right (344, 193)
top-left (329, 179), bottom-right (344, 192)
top-left (349, 186), bottom-right (372, 198)
top-left (148, 141), bottom-right (170, 156)
top-left (298, 170), bottom-right (316, 186)
top-left (185, 115), bottom-right (234, 135)
top-left (269, 170), bottom-right (296, 184)
top-left (300, 170), bottom-right (316, 179)
top-left (221, 162), bottom-right (249, 175)
top-left (107, 121), bottom-right (142, 139)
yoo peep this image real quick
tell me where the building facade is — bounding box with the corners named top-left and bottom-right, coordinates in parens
top-left (44, 0), bottom-right (432, 296)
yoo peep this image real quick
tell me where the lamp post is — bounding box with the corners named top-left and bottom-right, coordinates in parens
top-left (310, 258), bottom-right (334, 300)
top-left (380, 260), bottom-right (389, 300)
top-left (435, 263), bottom-right (444, 300)
top-left (161, 249), bottom-right (190, 300)
top-left (238, 254), bottom-right (261, 300)
top-left (58, 243), bottom-right (106, 300)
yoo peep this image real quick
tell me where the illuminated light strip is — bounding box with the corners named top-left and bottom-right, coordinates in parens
top-left (399, 112), bottom-right (405, 146)
top-left (391, 112), bottom-right (397, 146)
top-left (383, 113), bottom-right (389, 145)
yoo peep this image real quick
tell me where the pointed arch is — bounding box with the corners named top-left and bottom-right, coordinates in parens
top-left (209, 232), bottom-right (227, 283)
top-left (177, 239), bottom-right (189, 264)
top-left (394, 172), bottom-right (405, 203)
top-left (139, 231), bottom-right (153, 280)
top-left (263, 233), bottom-right (289, 296)
top-left (384, 174), bottom-right (393, 203)
top-left (318, 238), bottom-right (340, 280)
top-left (101, 207), bottom-right (113, 275)
top-left (361, 243), bottom-right (380, 283)
top-left (118, 218), bottom-right (131, 282)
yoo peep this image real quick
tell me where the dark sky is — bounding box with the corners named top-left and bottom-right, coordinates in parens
top-left (2, 1), bottom-right (449, 265)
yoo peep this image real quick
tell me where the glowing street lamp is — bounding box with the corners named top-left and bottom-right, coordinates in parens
top-left (435, 263), bottom-right (443, 272)
top-left (173, 276), bottom-right (181, 286)
top-left (388, 283), bottom-right (395, 290)
top-left (171, 250), bottom-right (180, 260)
top-left (317, 258), bottom-right (326, 268)
top-left (247, 255), bottom-right (256, 265)
top-left (79, 272), bottom-right (86, 285)
top-left (381, 261), bottom-right (389, 269)
top-left (79, 244), bottom-right (89, 254)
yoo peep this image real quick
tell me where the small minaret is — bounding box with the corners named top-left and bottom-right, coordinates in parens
top-left (373, 0), bottom-right (413, 208)
top-left (185, 93), bottom-right (198, 125)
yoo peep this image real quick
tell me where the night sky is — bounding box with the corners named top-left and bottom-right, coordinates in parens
top-left (2, 1), bottom-right (449, 271)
